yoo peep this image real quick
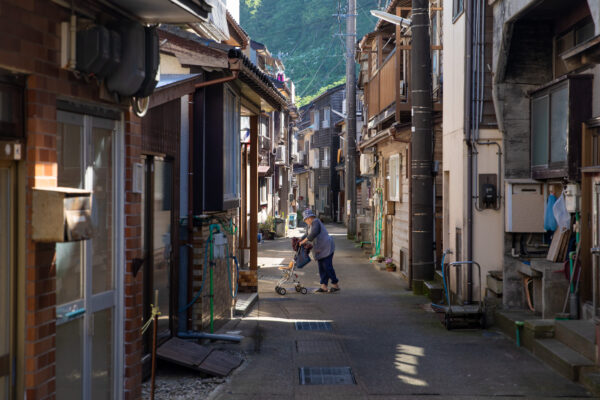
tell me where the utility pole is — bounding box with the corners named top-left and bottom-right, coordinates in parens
top-left (345, 0), bottom-right (357, 238)
top-left (410, 0), bottom-right (434, 287)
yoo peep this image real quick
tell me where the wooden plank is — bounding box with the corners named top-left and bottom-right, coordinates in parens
top-left (547, 228), bottom-right (571, 262)
top-left (199, 350), bottom-right (243, 377)
top-left (157, 337), bottom-right (243, 377)
top-left (157, 337), bottom-right (212, 368)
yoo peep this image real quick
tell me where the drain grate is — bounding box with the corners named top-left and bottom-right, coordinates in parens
top-left (299, 367), bottom-right (356, 385)
top-left (295, 321), bottom-right (332, 331)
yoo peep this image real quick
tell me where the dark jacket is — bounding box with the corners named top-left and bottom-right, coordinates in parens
top-left (302, 218), bottom-right (334, 260)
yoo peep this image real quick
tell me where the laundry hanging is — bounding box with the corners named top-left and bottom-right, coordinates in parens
top-left (544, 193), bottom-right (558, 231)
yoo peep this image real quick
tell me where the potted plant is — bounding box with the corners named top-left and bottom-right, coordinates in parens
top-left (259, 216), bottom-right (276, 240)
top-left (385, 258), bottom-right (396, 272)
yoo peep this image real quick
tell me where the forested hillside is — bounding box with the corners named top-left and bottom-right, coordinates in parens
top-left (240, 0), bottom-right (381, 105)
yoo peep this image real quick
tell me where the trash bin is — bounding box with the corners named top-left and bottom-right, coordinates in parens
top-left (274, 217), bottom-right (285, 237)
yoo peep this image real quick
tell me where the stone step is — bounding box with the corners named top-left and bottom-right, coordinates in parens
top-left (533, 338), bottom-right (595, 381)
top-left (555, 320), bottom-right (596, 362)
top-left (234, 293), bottom-right (258, 317)
top-left (424, 281), bottom-right (443, 304)
top-left (494, 309), bottom-right (539, 342)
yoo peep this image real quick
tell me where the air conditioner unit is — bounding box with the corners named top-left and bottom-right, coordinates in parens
top-left (275, 145), bottom-right (285, 164)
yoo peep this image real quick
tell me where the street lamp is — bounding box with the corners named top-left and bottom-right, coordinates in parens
top-left (370, 10), bottom-right (411, 27)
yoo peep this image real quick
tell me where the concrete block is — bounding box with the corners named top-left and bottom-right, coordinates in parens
top-left (541, 279), bottom-right (569, 319)
top-left (424, 281), bottom-right (443, 304)
top-left (486, 274), bottom-right (503, 294)
top-left (412, 280), bottom-right (425, 296)
top-left (523, 320), bottom-right (555, 351)
top-left (494, 309), bottom-right (539, 341)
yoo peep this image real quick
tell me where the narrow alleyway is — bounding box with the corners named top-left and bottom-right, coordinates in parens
top-left (210, 224), bottom-right (592, 399)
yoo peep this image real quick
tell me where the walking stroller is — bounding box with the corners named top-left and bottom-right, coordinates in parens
top-left (275, 239), bottom-right (312, 295)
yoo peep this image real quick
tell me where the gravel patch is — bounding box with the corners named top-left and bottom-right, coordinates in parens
top-left (141, 351), bottom-right (245, 400)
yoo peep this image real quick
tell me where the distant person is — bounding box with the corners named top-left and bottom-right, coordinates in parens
top-left (299, 209), bottom-right (340, 293)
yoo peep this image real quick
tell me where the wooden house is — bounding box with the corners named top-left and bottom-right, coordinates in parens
top-left (356, 0), bottom-right (443, 282)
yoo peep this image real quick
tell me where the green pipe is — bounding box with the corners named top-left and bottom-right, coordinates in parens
top-left (569, 251), bottom-right (575, 294)
top-left (210, 262), bottom-right (214, 333)
top-left (515, 321), bottom-right (524, 347)
top-left (208, 224), bottom-right (220, 334)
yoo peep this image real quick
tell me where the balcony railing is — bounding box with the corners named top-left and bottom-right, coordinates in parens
top-left (366, 47), bottom-right (409, 121)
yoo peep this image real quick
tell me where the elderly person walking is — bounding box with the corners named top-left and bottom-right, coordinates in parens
top-left (299, 209), bottom-right (340, 293)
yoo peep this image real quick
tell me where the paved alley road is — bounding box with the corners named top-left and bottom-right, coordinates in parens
top-left (211, 225), bottom-right (592, 399)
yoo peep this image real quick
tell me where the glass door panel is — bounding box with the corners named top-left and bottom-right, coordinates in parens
top-left (56, 112), bottom-right (119, 398)
top-left (55, 242), bottom-right (83, 305)
top-left (57, 122), bottom-right (84, 189)
top-left (56, 318), bottom-right (84, 399)
top-left (91, 126), bottom-right (113, 294)
top-left (0, 166), bottom-right (11, 399)
top-left (57, 119), bottom-right (84, 305)
top-left (153, 159), bottom-right (172, 336)
top-left (91, 309), bottom-right (113, 400)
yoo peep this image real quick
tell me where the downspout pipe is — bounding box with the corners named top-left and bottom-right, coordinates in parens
top-left (465, 0), bottom-right (474, 304)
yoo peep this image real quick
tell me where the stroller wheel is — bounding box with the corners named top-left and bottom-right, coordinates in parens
top-left (278, 287), bottom-right (286, 295)
top-left (300, 287), bottom-right (308, 295)
top-left (445, 314), bottom-right (452, 330)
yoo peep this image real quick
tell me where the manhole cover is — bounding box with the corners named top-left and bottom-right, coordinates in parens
top-left (295, 321), bottom-right (332, 331)
top-left (298, 367), bottom-right (356, 385)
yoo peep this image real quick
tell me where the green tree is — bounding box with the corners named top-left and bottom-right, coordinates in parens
top-left (240, 0), bottom-right (379, 100)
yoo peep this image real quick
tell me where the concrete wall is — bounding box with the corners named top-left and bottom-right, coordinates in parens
top-left (443, 0), bottom-right (504, 300)
top-left (442, 0), bottom-right (467, 265)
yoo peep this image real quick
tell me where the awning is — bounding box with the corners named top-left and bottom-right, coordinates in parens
top-left (258, 165), bottom-right (271, 175)
top-left (150, 74), bottom-right (203, 108)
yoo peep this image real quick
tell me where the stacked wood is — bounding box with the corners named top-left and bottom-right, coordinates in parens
top-left (546, 228), bottom-right (571, 262)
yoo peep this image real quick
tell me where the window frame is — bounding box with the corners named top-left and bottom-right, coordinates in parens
top-left (530, 81), bottom-right (569, 170)
top-left (223, 86), bottom-right (241, 204)
top-left (452, 0), bottom-right (464, 23)
top-left (322, 146), bottom-right (330, 168)
top-left (388, 154), bottom-right (401, 202)
top-left (322, 107), bottom-right (330, 129)
top-left (529, 75), bottom-right (592, 180)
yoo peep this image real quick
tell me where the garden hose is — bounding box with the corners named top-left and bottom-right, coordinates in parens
top-left (178, 219), bottom-right (239, 333)
top-left (374, 188), bottom-right (384, 257)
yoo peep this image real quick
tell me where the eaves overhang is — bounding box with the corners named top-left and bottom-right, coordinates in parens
top-left (107, 0), bottom-right (212, 23)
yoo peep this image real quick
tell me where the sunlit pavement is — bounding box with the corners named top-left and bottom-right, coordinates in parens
top-left (210, 224), bottom-right (592, 399)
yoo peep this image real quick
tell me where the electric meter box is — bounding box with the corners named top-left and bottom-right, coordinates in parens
top-left (32, 187), bottom-right (93, 242)
top-left (505, 179), bottom-right (545, 233)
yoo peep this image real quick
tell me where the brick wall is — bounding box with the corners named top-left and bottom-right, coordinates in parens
top-left (191, 210), bottom-right (240, 331)
top-left (123, 113), bottom-right (143, 400)
top-left (0, 1), bottom-right (144, 398)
